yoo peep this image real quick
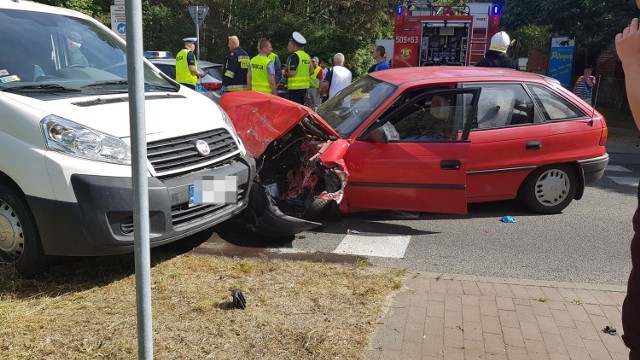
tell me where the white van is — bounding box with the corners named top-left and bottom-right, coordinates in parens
top-left (0, 1), bottom-right (255, 276)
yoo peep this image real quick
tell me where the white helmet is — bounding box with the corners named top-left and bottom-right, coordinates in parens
top-left (489, 31), bottom-right (510, 53)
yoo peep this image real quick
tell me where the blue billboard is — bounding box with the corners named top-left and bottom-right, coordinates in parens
top-left (548, 37), bottom-right (575, 87)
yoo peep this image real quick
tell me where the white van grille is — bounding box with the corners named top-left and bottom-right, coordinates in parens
top-left (147, 129), bottom-right (238, 175)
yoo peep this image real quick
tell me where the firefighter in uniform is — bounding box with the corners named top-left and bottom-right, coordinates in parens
top-left (247, 38), bottom-right (277, 95)
top-left (475, 31), bottom-right (519, 70)
top-left (283, 31), bottom-right (314, 105)
top-left (221, 35), bottom-right (250, 93)
top-left (175, 37), bottom-right (205, 90)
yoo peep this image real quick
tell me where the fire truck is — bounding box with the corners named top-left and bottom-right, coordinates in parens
top-left (392, 1), bottom-right (502, 68)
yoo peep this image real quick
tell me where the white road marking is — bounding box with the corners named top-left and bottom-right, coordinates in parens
top-left (609, 176), bottom-right (639, 187)
top-left (333, 233), bottom-right (411, 258)
top-left (606, 165), bottom-right (632, 173)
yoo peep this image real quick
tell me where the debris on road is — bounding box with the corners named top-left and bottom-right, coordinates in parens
top-left (602, 326), bottom-right (617, 335)
top-left (500, 216), bottom-right (517, 223)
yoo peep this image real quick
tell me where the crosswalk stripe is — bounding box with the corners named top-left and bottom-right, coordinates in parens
top-left (606, 165), bottom-right (632, 172)
top-left (609, 176), bottom-right (639, 187)
top-left (333, 233), bottom-right (411, 258)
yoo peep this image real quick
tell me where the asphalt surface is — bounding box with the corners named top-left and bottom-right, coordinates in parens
top-left (205, 138), bottom-right (640, 287)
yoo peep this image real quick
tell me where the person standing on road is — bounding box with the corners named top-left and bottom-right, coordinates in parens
top-left (475, 31), bottom-right (519, 70)
top-left (175, 37), bottom-right (205, 90)
top-left (284, 31), bottom-right (314, 105)
top-left (368, 45), bottom-right (390, 73)
top-left (573, 65), bottom-right (597, 105)
top-left (306, 56), bottom-right (323, 110)
top-left (247, 38), bottom-right (277, 95)
top-left (268, 51), bottom-right (283, 88)
top-left (615, 6), bottom-right (640, 359)
top-left (321, 53), bottom-right (352, 107)
top-left (222, 35), bottom-right (250, 93)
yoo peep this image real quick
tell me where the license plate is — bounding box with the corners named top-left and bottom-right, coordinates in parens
top-left (189, 176), bottom-right (238, 206)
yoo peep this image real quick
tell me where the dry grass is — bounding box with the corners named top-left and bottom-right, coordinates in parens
top-left (0, 252), bottom-right (405, 359)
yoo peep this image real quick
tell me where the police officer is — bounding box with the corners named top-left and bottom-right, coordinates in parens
top-left (222, 35), bottom-right (250, 93)
top-left (175, 37), bottom-right (205, 90)
top-left (247, 38), bottom-right (277, 95)
top-left (475, 31), bottom-right (519, 70)
top-left (283, 31), bottom-right (314, 105)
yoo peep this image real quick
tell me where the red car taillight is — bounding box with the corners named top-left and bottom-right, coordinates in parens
top-left (201, 82), bottom-right (222, 91)
top-left (599, 127), bottom-right (608, 147)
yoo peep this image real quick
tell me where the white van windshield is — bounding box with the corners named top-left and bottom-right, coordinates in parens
top-left (0, 8), bottom-right (177, 95)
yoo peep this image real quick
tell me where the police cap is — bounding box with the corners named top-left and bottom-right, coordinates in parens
top-left (183, 37), bottom-right (197, 44)
top-left (290, 31), bottom-right (307, 46)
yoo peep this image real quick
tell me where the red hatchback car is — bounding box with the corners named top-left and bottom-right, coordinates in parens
top-left (221, 67), bottom-right (608, 228)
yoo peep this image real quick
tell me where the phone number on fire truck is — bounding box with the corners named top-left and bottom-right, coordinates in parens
top-left (395, 36), bottom-right (419, 44)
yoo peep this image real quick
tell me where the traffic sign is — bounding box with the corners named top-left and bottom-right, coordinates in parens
top-left (188, 6), bottom-right (208, 27)
top-left (110, 5), bottom-right (126, 37)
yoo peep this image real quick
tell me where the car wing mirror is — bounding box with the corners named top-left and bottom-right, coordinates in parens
top-left (363, 122), bottom-right (399, 144)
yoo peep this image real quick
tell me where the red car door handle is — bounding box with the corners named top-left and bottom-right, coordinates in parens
top-left (526, 141), bottom-right (542, 150)
top-left (440, 160), bottom-right (461, 170)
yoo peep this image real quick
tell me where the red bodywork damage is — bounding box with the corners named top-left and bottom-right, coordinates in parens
top-left (220, 92), bottom-right (348, 221)
top-left (220, 91), bottom-right (340, 158)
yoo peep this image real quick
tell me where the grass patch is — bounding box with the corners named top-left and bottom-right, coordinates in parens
top-left (0, 253), bottom-right (404, 359)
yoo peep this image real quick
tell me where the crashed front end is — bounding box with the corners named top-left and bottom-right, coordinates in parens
top-left (220, 92), bottom-right (348, 237)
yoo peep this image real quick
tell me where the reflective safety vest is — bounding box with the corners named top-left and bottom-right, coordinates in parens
top-left (309, 66), bottom-right (321, 89)
top-left (288, 50), bottom-right (310, 90)
top-left (250, 55), bottom-right (272, 94)
top-left (175, 49), bottom-right (197, 86)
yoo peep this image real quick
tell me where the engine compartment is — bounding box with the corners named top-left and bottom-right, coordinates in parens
top-left (255, 118), bottom-right (339, 219)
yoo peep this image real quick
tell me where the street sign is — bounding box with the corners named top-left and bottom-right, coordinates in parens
top-left (114, 0), bottom-right (125, 5)
top-left (110, 5), bottom-right (126, 38)
top-left (188, 5), bottom-right (208, 27)
top-left (548, 37), bottom-right (575, 88)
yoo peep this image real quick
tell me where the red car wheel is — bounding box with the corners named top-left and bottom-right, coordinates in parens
top-left (519, 164), bottom-right (577, 214)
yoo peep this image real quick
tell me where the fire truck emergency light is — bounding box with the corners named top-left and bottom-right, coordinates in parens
top-left (492, 4), bottom-right (501, 15)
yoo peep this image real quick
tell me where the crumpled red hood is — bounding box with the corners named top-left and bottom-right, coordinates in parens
top-left (220, 92), bottom-right (340, 157)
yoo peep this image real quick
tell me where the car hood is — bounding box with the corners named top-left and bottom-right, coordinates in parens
top-left (3, 90), bottom-right (224, 142)
top-left (220, 91), bottom-right (341, 157)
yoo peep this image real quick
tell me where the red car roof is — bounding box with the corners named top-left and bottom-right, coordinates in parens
top-left (369, 66), bottom-right (547, 85)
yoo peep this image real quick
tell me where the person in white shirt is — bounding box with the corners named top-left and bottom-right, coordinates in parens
top-left (321, 53), bottom-right (352, 107)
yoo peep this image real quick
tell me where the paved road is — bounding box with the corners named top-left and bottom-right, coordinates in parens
top-left (207, 141), bottom-right (640, 286)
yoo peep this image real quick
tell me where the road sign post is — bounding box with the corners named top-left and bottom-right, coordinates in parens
top-left (187, 5), bottom-right (208, 60)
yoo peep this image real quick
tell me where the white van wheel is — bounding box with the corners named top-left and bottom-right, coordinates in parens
top-left (0, 184), bottom-right (51, 277)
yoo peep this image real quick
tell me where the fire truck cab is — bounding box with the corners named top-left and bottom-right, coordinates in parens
top-left (392, 1), bottom-right (501, 68)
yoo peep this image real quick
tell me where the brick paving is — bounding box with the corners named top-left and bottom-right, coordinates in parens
top-left (366, 274), bottom-right (629, 360)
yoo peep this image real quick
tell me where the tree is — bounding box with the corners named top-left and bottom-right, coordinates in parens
top-left (502, 0), bottom-right (636, 63)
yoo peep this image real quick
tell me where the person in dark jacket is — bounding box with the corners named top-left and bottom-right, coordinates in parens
top-left (475, 31), bottom-right (518, 70)
top-left (221, 35), bottom-right (250, 93)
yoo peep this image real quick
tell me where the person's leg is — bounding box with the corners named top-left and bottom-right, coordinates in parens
top-left (289, 89), bottom-right (306, 105)
top-left (623, 210), bottom-right (640, 360)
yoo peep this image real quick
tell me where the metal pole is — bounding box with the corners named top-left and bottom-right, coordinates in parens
top-left (196, 5), bottom-right (200, 60)
top-left (124, 0), bottom-right (153, 358)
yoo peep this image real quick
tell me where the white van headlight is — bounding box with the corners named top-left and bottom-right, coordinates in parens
top-left (220, 109), bottom-right (244, 152)
top-left (41, 115), bottom-right (132, 165)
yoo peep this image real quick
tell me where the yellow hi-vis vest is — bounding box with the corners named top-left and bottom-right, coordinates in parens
top-left (309, 66), bottom-right (321, 89)
top-left (175, 49), bottom-right (197, 86)
top-left (288, 50), bottom-right (310, 90)
top-left (250, 55), bottom-right (272, 94)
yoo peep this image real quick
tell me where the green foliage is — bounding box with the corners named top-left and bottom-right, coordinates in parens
top-left (503, 0), bottom-right (637, 62)
top-left (508, 25), bottom-right (551, 59)
top-left (31, 0), bottom-right (396, 78)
